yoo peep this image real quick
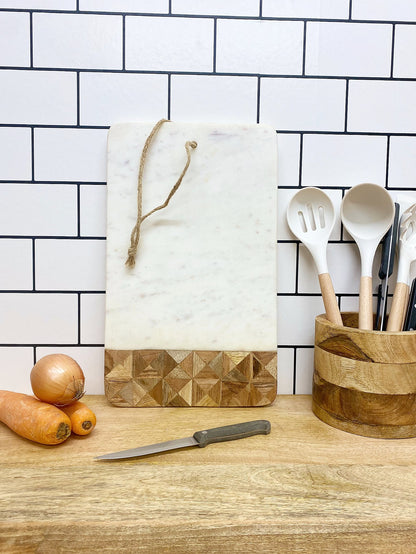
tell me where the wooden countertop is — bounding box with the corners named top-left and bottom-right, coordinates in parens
top-left (2, 395), bottom-right (416, 553)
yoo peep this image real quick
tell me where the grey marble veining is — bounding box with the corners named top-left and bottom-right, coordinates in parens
top-left (105, 121), bottom-right (277, 351)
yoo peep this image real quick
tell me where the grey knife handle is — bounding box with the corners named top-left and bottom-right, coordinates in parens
top-left (193, 420), bottom-right (271, 448)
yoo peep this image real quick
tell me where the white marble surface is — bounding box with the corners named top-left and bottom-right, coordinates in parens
top-left (105, 121), bottom-right (277, 350)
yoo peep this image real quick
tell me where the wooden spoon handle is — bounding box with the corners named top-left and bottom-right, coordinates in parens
top-left (318, 273), bottom-right (343, 326)
top-left (359, 275), bottom-right (373, 330)
top-left (386, 281), bottom-right (410, 332)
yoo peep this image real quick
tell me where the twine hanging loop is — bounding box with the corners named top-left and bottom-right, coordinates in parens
top-left (125, 119), bottom-right (197, 268)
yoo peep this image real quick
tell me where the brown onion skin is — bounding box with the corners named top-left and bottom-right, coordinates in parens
top-left (30, 354), bottom-right (85, 406)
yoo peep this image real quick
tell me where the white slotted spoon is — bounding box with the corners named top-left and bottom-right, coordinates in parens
top-left (287, 187), bottom-right (343, 326)
top-left (387, 203), bottom-right (416, 332)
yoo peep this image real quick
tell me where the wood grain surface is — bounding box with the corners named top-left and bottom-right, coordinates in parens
top-left (315, 312), bottom-right (416, 363)
top-left (313, 313), bottom-right (416, 438)
top-left (2, 395), bottom-right (416, 552)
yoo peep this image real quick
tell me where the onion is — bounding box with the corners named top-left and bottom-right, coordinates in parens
top-left (30, 354), bottom-right (85, 406)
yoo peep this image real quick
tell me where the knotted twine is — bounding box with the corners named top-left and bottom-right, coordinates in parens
top-left (125, 119), bottom-right (197, 268)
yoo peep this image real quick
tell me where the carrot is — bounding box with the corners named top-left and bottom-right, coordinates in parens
top-left (60, 400), bottom-right (96, 435)
top-left (0, 390), bottom-right (71, 445)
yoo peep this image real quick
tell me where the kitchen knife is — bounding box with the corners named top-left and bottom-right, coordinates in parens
top-left (95, 420), bottom-right (271, 461)
top-left (403, 278), bottom-right (416, 331)
top-left (376, 202), bottom-right (400, 330)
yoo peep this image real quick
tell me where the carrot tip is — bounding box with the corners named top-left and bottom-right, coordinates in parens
top-left (56, 422), bottom-right (71, 441)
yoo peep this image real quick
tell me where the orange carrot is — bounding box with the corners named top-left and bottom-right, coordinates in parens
top-left (60, 400), bottom-right (96, 435)
top-left (0, 390), bottom-right (71, 445)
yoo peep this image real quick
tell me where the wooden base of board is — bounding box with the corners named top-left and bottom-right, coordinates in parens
top-left (105, 349), bottom-right (277, 407)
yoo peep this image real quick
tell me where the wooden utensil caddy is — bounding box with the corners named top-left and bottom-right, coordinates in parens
top-left (312, 312), bottom-right (416, 438)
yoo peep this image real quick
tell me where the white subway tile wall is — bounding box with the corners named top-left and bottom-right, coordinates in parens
top-left (0, 184), bottom-right (78, 236)
top-left (0, 70), bottom-right (77, 125)
top-left (393, 25), bottom-right (416, 78)
top-left (33, 13), bottom-right (123, 69)
top-left (0, 128), bottom-right (32, 181)
top-left (125, 17), bottom-right (214, 72)
top-left (172, 0), bottom-right (259, 17)
top-left (80, 73), bottom-right (168, 126)
top-left (305, 22), bottom-right (392, 77)
top-left (80, 0), bottom-right (168, 13)
top-left (0, 2), bottom-right (415, 395)
top-left (217, 19), bottom-right (304, 74)
top-left (262, 0), bottom-right (350, 19)
top-left (34, 128), bottom-right (108, 181)
top-left (170, 75), bottom-right (258, 122)
top-left (0, 12), bottom-right (30, 67)
top-left (301, 134), bottom-right (387, 186)
top-left (260, 78), bottom-right (346, 131)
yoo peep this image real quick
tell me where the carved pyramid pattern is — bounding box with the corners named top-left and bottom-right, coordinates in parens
top-left (105, 349), bottom-right (277, 407)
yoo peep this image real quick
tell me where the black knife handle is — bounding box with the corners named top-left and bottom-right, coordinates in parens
top-left (193, 420), bottom-right (271, 448)
top-left (379, 203), bottom-right (400, 279)
top-left (404, 278), bottom-right (416, 331)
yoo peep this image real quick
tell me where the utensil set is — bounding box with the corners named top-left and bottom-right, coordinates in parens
top-left (386, 203), bottom-right (416, 331)
top-left (287, 183), bottom-right (416, 331)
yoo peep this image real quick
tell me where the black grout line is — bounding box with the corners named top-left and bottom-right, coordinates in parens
top-left (167, 73), bottom-right (171, 119)
top-left (0, 235), bottom-right (106, 240)
top-left (2, 124), bottom-right (416, 140)
top-left (2, 7), bottom-right (416, 25)
top-left (295, 243), bottom-right (300, 294)
top-left (298, 133), bottom-right (304, 186)
top-left (277, 292), bottom-right (362, 297)
top-left (0, 290), bottom-right (106, 294)
top-left (340, 188), bottom-right (347, 240)
top-left (279, 238), bottom-right (356, 244)
top-left (77, 292), bottom-right (81, 344)
top-left (32, 238), bottom-right (36, 291)
top-left (390, 24), bottom-right (396, 78)
top-left (0, 123), bottom-right (110, 129)
top-left (286, 345), bottom-right (314, 349)
top-left (385, 135), bottom-right (391, 188)
top-left (344, 79), bottom-right (349, 132)
top-left (122, 15), bottom-right (126, 71)
top-left (2, 66), bottom-right (416, 83)
top-left (256, 77), bottom-right (261, 123)
top-left (0, 342), bottom-right (105, 349)
top-left (278, 345), bottom-right (314, 348)
top-left (76, 72), bottom-right (80, 126)
top-left (0, 180), bottom-right (109, 185)
top-left (213, 18), bottom-right (217, 73)
top-left (348, 0), bottom-right (352, 20)
top-left (293, 347), bottom-right (297, 394)
top-left (29, 11), bottom-right (33, 68)
top-left (30, 127), bottom-right (35, 181)
top-left (77, 184), bottom-right (81, 237)
top-left (302, 20), bottom-right (307, 75)
top-left (259, 0), bottom-right (263, 18)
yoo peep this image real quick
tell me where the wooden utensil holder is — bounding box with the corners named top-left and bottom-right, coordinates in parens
top-left (312, 312), bottom-right (416, 438)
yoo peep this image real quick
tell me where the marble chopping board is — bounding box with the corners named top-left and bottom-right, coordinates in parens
top-left (105, 121), bottom-right (278, 407)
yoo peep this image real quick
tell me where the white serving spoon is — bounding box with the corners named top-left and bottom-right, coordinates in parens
top-left (287, 187), bottom-right (342, 326)
top-left (341, 183), bottom-right (394, 330)
top-left (387, 203), bottom-right (416, 332)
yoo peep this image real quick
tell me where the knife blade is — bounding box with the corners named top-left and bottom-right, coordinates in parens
top-left (403, 278), bottom-right (416, 331)
top-left (376, 202), bottom-right (400, 330)
top-left (95, 420), bottom-right (271, 461)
